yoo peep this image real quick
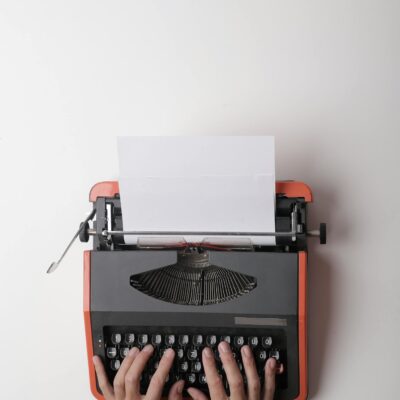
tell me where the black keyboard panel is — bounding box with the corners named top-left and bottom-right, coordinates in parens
top-left (102, 327), bottom-right (287, 395)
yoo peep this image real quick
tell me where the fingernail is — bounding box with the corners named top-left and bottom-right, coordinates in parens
top-left (143, 344), bottom-right (154, 353)
top-left (267, 358), bottom-right (276, 369)
top-left (129, 347), bottom-right (138, 356)
top-left (219, 341), bottom-right (230, 353)
top-left (203, 347), bottom-right (213, 358)
top-left (164, 348), bottom-right (175, 359)
top-left (177, 380), bottom-right (184, 394)
top-left (241, 345), bottom-right (252, 358)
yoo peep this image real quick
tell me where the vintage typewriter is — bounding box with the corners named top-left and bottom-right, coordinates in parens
top-left (48, 180), bottom-right (326, 400)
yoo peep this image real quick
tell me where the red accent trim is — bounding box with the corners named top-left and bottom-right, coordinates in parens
top-left (84, 251), bottom-right (103, 399)
top-left (89, 181), bottom-right (120, 202)
top-left (276, 181), bottom-right (313, 202)
top-left (89, 181), bottom-right (313, 202)
top-left (294, 251), bottom-right (308, 400)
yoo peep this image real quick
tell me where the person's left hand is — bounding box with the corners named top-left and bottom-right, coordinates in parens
top-left (93, 345), bottom-right (184, 400)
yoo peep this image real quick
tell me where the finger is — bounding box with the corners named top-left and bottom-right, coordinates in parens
top-left (113, 347), bottom-right (139, 399)
top-left (219, 341), bottom-right (245, 399)
top-left (167, 379), bottom-right (185, 400)
top-left (146, 348), bottom-right (175, 400)
top-left (93, 356), bottom-right (115, 399)
top-left (202, 347), bottom-right (227, 400)
top-left (124, 344), bottom-right (155, 398)
top-left (187, 387), bottom-right (209, 400)
top-left (263, 358), bottom-right (276, 400)
top-left (241, 345), bottom-right (261, 400)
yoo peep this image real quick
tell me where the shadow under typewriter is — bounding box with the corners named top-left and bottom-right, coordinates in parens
top-left (130, 251), bottom-right (257, 305)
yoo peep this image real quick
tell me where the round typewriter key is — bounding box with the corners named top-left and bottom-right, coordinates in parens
top-left (187, 373), bottom-right (196, 384)
top-left (206, 335), bottom-right (217, 346)
top-left (179, 361), bottom-right (189, 372)
top-left (233, 336), bottom-right (245, 348)
top-left (151, 334), bottom-right (162, 346)
top-left (193, 334), bottom-right (203, 346)
top-left (261, 336), bottom-right (273, 348)
top-left (237, 361), bottom-right (243, 371)
top-left (220, 335), bottom-right (231, 344)
top-left (177, 348), bottom-right (184, 359)
top-left (269, 349), bottom-right (280, 361)
top-left (120, 347), bottom-right (130, 358)
top-left (165, 334), bottom-right (175, 346)
top-left (111, 333), bottom-right (122, 345)
top-left (191, 361), bottom-right (202, 373)
top-left (179, 335), bottom-right (189, 346)
top-left (199, 373), bottom-right (207, 384)
top-left (187, 348), bottom-right (198, 360)
top-left (125, 333), bottom-right (135, 345)
top-left (248, 336), bottom-right (259, 348)
top-left (110, 359), bottom-right (121, 371)
top-left (256, 349), bottom-right (267, 361)
top-left (138, 334), bottom-right (148, 345)
top-left (107, 347), bottom-right (117, 358)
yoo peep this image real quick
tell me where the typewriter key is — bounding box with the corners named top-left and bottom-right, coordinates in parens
top-left (176, 348), bottom-right (184, 359)
top-left (187, 348), bottom-right (198, 360)
top-left (261, 336), bottom-right (273, 348)
top-left (187, 373), bottom-right (196, 384)
top-left (256, 349), bottom-right (267, 361)
top-left (120, 347), bottom-right (129, 358)
top-left (199, 374), bottom-right (207, 384)
top-left (179, 361), bottom-right (189, 372)
top-left (206, 335), bottom-right (217, 347)
top-left (234, 336), bottom-right (245, 348)
top-left (192, 335), bottom-right (203, 346)
top-left (178, 335), bottom-right (189, 346)
top-left (191, 361), bottom-right (202, 373)
top-left (248, 336), bottom-right (259, 348)
top-left (220, 335), bottom-right (231, 344)
top-left (125, 333), bottom-right (135, 345)
top-left (111, 333), bottom-right (122, 345)
top-left (151, 334), bottom-right (162, 346)
top-left (165, 334), bottom-right (175, 346)
top-left (107, 347), bottom-right (117, 358)
top-left (269, 349), bottom-right (280, 361)
top-left (138, 334), bottom-right (148, 346)
top-left (110, 359), bottom-right (121, 371)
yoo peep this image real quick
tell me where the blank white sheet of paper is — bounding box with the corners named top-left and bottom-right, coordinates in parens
top-left (117, 136), bottom-right (275, 245)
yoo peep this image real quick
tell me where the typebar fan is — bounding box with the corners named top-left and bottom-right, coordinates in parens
top-left (130, 251), bottom-right (257, 306)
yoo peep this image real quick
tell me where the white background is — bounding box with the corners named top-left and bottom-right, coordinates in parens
top-left (0, 1), bottom-right (399, 399)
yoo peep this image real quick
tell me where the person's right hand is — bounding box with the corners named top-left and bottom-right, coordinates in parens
top-left (187, 342), bottom-right (284, 400)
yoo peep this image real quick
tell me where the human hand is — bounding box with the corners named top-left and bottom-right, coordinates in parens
top-left (187, 342), bottom-right (283, 400)
top-left (93, 342), bottom-right (283, 400)
top-left (93, 345), bottom-right (185, 400)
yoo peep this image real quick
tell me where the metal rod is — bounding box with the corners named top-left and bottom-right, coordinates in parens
top-left (46, 208), bottom-right (96, 274)
top-left (100, 229), bottom-right (297, 238)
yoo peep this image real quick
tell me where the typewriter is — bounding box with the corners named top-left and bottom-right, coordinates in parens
top-left (48, 180), bottom-right (326, 400)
